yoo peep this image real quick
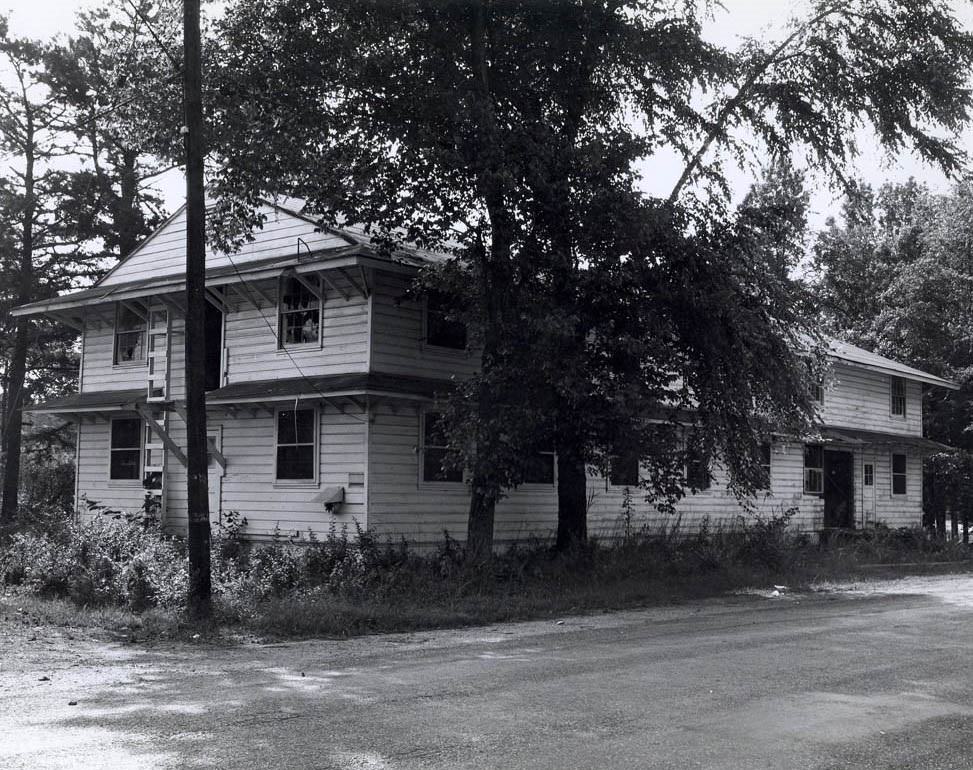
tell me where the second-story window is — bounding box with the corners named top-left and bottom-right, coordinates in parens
top-left (890, 376), bottom-right (907, 417)
top-left (810, 382), bottom-right (824, 404)
top-left (426, 292), bottom-right (467, 350)
top-left (114, 304), bottom-right (146, 364)
top-left (278, 276), bottom-right (320, 347)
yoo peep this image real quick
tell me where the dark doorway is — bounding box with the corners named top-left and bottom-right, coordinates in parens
top-left (823, 450), bottom-right (855, 529)
top-left (204, 300), bottom-right (224, 391)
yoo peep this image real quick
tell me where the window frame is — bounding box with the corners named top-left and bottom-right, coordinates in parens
top-left (108, 416), bottom-right (143, 484)
top-left (756, 442), bottom-right (773, 491)
top-left (273, 405), bottom-right (319, 487)
top-left (891, 452), bottom-right (908, 496)
top-left (684, 432), bottom-right (712, 493)
top-left (423, 294), bottom-right (468, 353)
top-left (113, 303), bottom-right (147, 366)
top-left (608, 451), bottom-right (640, 488)
top-left (803, 444), bottom-right (824, 495)
top-left (419, 410), bottom-right (464, 485)
top-left (523, 450), bottom-right (556, 486)
top-left (810, 382), bottom-right (824, 405)
top-left (277, 274), bottom-right (323, 350)
top-left (863, 462), bottom-right (874, 487)
top-left (890, 376), bottom-right (907, 418)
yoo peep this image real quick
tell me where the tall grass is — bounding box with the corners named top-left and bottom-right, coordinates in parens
top-left (2, 506), bottom-right (970, 639)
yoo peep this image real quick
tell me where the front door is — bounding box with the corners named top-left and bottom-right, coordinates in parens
top-left (823, 450), bottom-right (855, 529)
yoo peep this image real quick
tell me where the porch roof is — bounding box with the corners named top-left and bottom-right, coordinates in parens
top-left (24, 389), bottom-right (146, 414)
top-left (204, 372), bottom-right (452, 404)
top-left (819, 426), bottom-right (953, 453)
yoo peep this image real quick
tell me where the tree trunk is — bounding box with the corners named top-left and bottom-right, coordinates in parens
top-left (0, 324), bottom-right (30, 530)
top-left (115, 149), bottom-right (142, 258)
top-left (0, 115), bottom-right (35, 532)
top-left (183, 0), bottom-right (212, 619)
top-left (555, 449), bottom-right (588, 551)
top-left (951, 508), bottom-right (959, 541)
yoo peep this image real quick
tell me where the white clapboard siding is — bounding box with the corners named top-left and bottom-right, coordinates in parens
top-left (100, 205), bottom-right (351, 287)
top-left (365, 405), bottom-right (557, 545)
top-left (822, 363), bottom-right (922, 435)
top-left (369, 272), bottom-right (480, 380)
top-left (75, 418), bottom-right (150, 517)
top-left (80, 307), bottom-right (149, 392)
top-left (221, 275), bottom-right (369, 383)
top-left (160, 404), bottom-right (367, 536)
top-left (365, 405), bottom-right (924, 547)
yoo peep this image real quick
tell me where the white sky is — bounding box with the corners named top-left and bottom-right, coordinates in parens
top-left (3, 0), bottom-right (973, 227)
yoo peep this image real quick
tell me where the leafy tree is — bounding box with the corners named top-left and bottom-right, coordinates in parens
top-left (812, 179), bottom-right (973, 534)
top-left (206, 0), bottom-right (973, 555)
top-left (0, 10), bottom-right (169, 530)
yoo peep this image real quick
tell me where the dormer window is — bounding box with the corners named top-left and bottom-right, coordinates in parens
top-left (114, 304), bottom-right (146, 364)
top-left (890, 376), bottom-right (906, 417)
top-left (278, 275), bottom-right (321, 347)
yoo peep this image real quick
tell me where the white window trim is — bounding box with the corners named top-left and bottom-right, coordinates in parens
top-left (421, 296), bottom-right (469, 356)
top-left (418, 409), bottom-right (465, 486)
top-left (273, 405), bottom-right (320, 487)
top-left (890, 376), bottom-right (907, 419)
top-left (112, 303), bottom-right (147, 368)
top-left (276, 274), bottom-right (323, 351)
top-left (890, 452), bottom-right (908, 496)
top-left (108, 415), bottom-right (143, 485)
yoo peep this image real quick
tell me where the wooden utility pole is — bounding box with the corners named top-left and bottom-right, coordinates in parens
top-left (183, 0), bottom-right (212, 618)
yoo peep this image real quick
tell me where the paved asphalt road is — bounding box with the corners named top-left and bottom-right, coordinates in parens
top-left (3, 575), bottom-right (973, 769)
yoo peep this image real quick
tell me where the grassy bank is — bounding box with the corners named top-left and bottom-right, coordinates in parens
top-left (2, 511), bottom-right (971, 641)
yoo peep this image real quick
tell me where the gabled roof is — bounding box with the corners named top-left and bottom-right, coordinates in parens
top-left (828, 340), bottom-right (958, 390)
top-left (11, 198), bottom-right (450, 318)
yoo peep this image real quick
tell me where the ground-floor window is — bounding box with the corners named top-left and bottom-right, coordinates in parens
top-left (524, 451), bottom-right (555, 485)
top-left (109, 417), bottom-right (142, 480)
top-left (804, 444), bottom-right (824, 494)
top-left (421, 411), bottom-right (463, 483)
top-left (685, 432), bottom-right (711, 492)
top-left (609, 451), bottom-right (639, 487)
top-left (891, 453), bottom-right (907, 495)
top-left (864, 463), bottom-right (874, 486)
top-left (757, 442), bottom-right (772, 490)
top-left (275, 407), bottom-right (317, 482)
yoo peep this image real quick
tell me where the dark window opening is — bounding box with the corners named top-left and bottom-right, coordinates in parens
top-left (685, 434), bottom-right (711, 491)
top-left (279, 276), bottom-right (320, 347)
top-left (804, 444), bottom-right (824, 494)
top-left (204, 300), bottom-right (224, 391)
top-left (525, 452), bottom-right (555, 485)
top-left (421, 412), bottom-right (463, 483)
top-left (891, 453), bottom-right (907, 495)
top-left (276, 408), bottom-right (316, 481)
top-left (864, 463), bottom-right (874, 487)
top-left (110, 417), bottom-right (142, 480)
top-left (610, 452), bottom-right (639, 487)
top-left (426, 293), bottom-right (467, 350)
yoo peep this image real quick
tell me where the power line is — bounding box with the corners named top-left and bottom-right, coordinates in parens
top-left (221, 250), bottom-right (370, 424)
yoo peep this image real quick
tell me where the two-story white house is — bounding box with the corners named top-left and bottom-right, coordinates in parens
top-left (12, 199), bottom-right (957, 544)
